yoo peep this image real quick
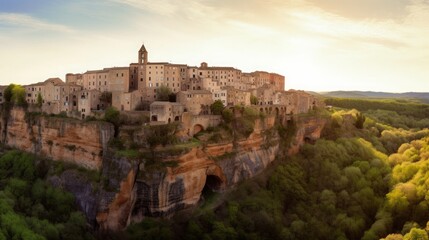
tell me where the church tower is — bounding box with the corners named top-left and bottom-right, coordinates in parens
top-left (138, 44), bottom-right (148, 65)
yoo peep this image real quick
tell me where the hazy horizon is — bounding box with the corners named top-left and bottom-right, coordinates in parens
top-left (1, 0), bottom-right (429, 92)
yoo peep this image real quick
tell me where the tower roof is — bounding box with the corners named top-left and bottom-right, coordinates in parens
top-left (139, 44), bottom-right (147, 52)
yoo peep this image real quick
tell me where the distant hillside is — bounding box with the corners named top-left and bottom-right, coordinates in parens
top-left (321, 91), bottom-right (429, 101)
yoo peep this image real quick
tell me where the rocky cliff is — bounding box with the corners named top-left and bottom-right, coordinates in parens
top-left (0, 108), bottom-right (326, 231)
top-left (0, 108), bottom-right (114, 169)
top-left (97, 115), bottom-right (326, 231)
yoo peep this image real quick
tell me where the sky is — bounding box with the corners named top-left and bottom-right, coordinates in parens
top-left (0, 0), bottom-right (428, 92)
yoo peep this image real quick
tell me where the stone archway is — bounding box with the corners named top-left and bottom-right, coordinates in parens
top-left (193, 124), bottom-right (204, 135)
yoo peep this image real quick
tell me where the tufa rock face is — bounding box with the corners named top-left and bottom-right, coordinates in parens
top-left (288, 116), bottom-right (327, 155)
top-left (2, 108), bottom-right (114, 169)
top-left (101, 115), bottom-right (326, 230)
top-left (0, 108), bottom-right (326, 231)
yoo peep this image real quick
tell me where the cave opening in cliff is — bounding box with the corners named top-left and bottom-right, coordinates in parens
top-left (201, 175), bottom-right (223, 200)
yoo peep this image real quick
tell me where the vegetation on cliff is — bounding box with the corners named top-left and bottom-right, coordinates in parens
top-left (2, 96), bottom-right (429, 239)
top-left (123, 98), bottom-right (429, 240)
top-left (0, 150), bottom-right (93, 240)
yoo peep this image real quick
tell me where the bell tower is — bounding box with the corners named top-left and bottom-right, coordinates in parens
top-left (138, 44), bottom-right (148, 65)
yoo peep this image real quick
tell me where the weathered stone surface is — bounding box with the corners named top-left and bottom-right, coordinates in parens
top-left (2, 108), bottom-right (114, 169)
top-left (1, 108), bottom-right (326, 231)
top-left (96, 154), bottom-right (139, 231)
top-left (49, 170), bottom-right (100, 226)
top-left (288, 116), bottom-right (327, 155)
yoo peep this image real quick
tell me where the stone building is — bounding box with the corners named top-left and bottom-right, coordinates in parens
top-left (78, 89), bottom-right (102, 119)
top-left (254, 84), bottom-right (277, 105)
top-left (59, 84), bottom-right (83, 113)
top-left (269, 73), bottom-right (285, 91)
top-left (25, 82), bottom-right (45, 105)
top-left (177, 90), bottom-right (213, 115)
top-left (224, 87), bottom-right (251, 106)
top-left (29, 44), bottom-right (287, 119)
top-left (82, 67), bottom-right (130, 93)
top-left (65, 73), bottom-right (83, 86)
top-left (150, 101), bottom-right (184, 123)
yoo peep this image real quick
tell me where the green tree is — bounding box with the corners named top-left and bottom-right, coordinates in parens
top-left (99, 92), bottom-right (112, 105)
top-left (104, 107), bottom-right (120, 136)
top-left (211, 100), bottom-right (225, 115)
top-left (355, 112), bottom-right (366, 129)
top-left (250, 95), bottom-right (259, 105)
top-left (4, 83), bottom-right (15, 103)
top-left (12, 85), bottom-right (27, 106)
top-left (36, 93), bottom-right (43, 108)
top-left (3, 84), bottom-right (27, 107)
top-left (168, 93), bottom-right (176, 102)
top-left (404, 228), bottom-right (428, 240)
top-left (156, 85), bottom-right (172, 101)
top-left (222, 109), bottom-right (233, 123)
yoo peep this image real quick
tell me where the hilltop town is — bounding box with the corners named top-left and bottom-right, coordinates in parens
top-left (0, 44), bottom-right (321, 135)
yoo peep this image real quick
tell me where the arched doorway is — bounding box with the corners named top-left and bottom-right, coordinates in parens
top-left (193, 124), bottom-right (204, 135)
top-left (151, 115), bottom-right (158, 121)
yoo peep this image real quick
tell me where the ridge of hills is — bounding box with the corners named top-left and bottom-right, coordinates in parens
top-left (318, 90), bottom-right (429, 100)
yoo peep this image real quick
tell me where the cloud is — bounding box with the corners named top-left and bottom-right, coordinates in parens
top-left (110, 0), bottom-right (224, 24)
top-left (0, 13), bottom-right (73, 33)
top-left (304, 0), bottom-right (412, 20)
top-left (110, 0), bottom-right (177, 15)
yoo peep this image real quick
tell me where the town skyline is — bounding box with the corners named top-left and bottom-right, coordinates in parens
top-left (1, 0), bottom-right (429, 92)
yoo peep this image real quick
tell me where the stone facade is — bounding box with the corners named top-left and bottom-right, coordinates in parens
top-left (225, 87), bottom-right (251, 106)
top-left (13, 44), bottom-right (310, 125)
top-left (78, 89), bottom-right (102, 119)
top-left (150, 101), bottom-right (184, 123)
top-left (177, 90), bottom-right (213, 115)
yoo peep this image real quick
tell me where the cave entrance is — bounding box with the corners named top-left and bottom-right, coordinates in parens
top-left (193, 124), bottom-right (204, 135)
top-left (201, 175), bottom-right (223, 203)
top-left (304, 136), bottom-right (315, 144)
